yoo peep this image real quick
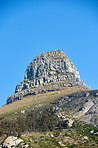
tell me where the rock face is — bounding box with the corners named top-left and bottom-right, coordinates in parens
top-left (7, 50), bottom-right (90, 104)
top-left (15, 50), bottom-right (88, 93)
top-left (73, 100), bottom-right (94, 118)
top-left (50, 89), bottom-right (98, 127)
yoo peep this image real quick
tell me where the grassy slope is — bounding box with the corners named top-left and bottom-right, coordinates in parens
top-left (21, 126), bottom-right (98, 148)
top-left (0, 87), bottom-right (83, 118)
top-left (0, 86), bottom-right (98, 148)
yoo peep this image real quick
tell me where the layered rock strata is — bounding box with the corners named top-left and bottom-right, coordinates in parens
top-left (15, 50), bottom-right (82, 93)
top-left (7, 50), bottom-right (90, 104)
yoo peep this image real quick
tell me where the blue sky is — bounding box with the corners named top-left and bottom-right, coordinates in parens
top-left (0, 0), bottom-right (98, 107)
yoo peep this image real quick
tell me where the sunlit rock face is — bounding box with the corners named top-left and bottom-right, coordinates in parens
top-left (7, 50), bottom-right (90, 104)
top-left (25, 50), bottom-right (80, 80)
top-left (15, 50), bottom-right (84, 93)
top-left (50, 90), bottom-right (98, 127)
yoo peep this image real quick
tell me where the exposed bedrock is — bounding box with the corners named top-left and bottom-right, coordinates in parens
top-left (15, 50), bottom-right (90, 93)
top-left (7, 50), bottom-right (90, 104)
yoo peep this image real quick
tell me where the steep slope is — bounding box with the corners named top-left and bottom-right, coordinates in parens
top-left (50, 89), bottom-right (98, 127)
top-left (0, 87), bottom-right (83, 118)
top-left (7, 50), bottom-right (90, 104)
top-left (1, 50), bottom-right (97, 148)
top-left (0, 88), bottom-right (98, 148)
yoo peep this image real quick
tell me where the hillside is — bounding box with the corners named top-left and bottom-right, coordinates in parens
top-left (0, 50), bottom-right (97, 148)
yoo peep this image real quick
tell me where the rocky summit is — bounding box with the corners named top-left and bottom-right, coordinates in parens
top-left (7, 50), bottom-right (90, 104)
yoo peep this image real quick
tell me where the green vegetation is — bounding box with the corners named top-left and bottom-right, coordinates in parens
top-left (0, 87), bottom-right (97, 147)
top-left (20, 122), bottom-right (98, 148)
top-left (73, 120), bottom-right (98, 143)
top-left (0, 111), bottom-right (98, 147)
top-left (0, 109), bottom-right (63, 137)
top-left (0, 108), bottom-right (97, 147)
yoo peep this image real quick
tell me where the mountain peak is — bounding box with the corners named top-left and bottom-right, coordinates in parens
top-left (7, 50), bottom-right (90, 104)
top-left (24, 50), bottom-right (79, 80)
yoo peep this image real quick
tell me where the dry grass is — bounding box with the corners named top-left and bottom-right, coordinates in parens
top-left (0, 87), bottom-right (84, 118)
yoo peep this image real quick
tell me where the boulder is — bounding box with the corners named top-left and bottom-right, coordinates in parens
top-left (82, 136), bottom-right (88, 140)
top-left (62, 118), bottom-right (74, 127)
top-left (58, 141), bottom-right (65, 147)
top-left (3, 136), bottom-right (23, 148)
top-left (90, 130), bottom-right (94, 134)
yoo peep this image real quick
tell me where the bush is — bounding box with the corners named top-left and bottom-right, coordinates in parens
top-left (0, 109), bottom-right (63, 135)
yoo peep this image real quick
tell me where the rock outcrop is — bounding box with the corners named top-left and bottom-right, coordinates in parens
top-left (3, 136), bottom-right (24, 148)
top-left (62, 118), bottom-right (74, 127)
top-left (15, 50), bottom-right (88, 93)
top-left (50, 90), bottom-right (98, 127)
top-left (73, 100), bottom-right (94, 118)
top-left (7, 50), bottom-right (90, 104)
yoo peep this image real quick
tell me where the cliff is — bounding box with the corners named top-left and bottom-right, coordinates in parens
top-left (7, 50), bottom-right (90, 104)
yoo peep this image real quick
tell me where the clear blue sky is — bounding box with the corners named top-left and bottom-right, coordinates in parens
top-left (0, 0), bottom-right (98, 107)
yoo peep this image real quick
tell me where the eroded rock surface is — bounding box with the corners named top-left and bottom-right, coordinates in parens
top-left (73, 100), bottom-right (94, 118)
top-left (7, 50), bottom-right (90, 104)
top-left (50, 90), bottom-right (98, 127)
top-left (15, 50), bottom-right (88, 93)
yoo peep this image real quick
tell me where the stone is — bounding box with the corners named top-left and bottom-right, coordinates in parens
top-left (96, 93), bottom-right (98, 96)
top-left (50, 134), bottom-right (54, 137)
top-left (58, 141), bottom-right (65, 147)
top-left (21, 110), bottom-right (25, 114)
top-left (24, 144), bottom-right (29, 148)
top-left (82, 136), bottom-right (88, 140)
top-left (73, 100), bottom-right (94, 118)
top-left (90, 130), bottom-right (94, 134)
top-left (3, 136), bottom-right (24, 148)
top-left (94, 132), bottom-right (98, 135)
top-left (82, 114), bottom-right (91, 122)
top-left (62, 118), bottom-right (74, 127)
top-left (15, 139), bottom-right (23, 144)
top-left (86, 92), bottom-right (89, 97)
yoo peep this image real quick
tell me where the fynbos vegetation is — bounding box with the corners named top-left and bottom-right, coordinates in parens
top-left (0, 110), bottom-right (63, 136)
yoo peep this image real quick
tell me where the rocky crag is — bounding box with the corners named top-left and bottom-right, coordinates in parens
top-left (7, 50), bottom-right (90, 104)
top-left (50, 89), bottom-right (98, 127)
